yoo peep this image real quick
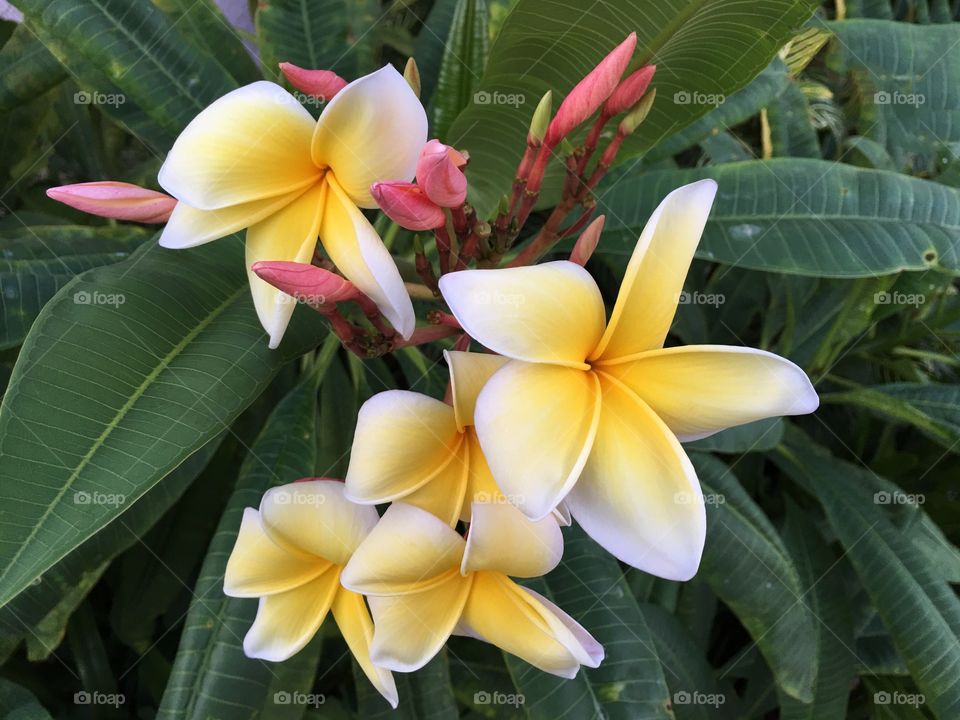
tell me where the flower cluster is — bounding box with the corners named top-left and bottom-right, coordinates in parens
top-left (47, 35), bottom-right (819, 709)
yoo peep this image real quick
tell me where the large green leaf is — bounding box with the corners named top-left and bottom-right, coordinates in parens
top-left (355, 653), bottom-right (459, 719)
top-left (0, 22), bottom-right (66, 113)
top-left (431, 0), bottom-right (489, 141)
top-left (0, 237), bottom-right (326, 609)
top-left (447, 0), bottom-right (818, 214)
top-left (692, 453), bottom-right (817, 702)
top-left (158, 345), bottom-right (333, 720)
top-left (596, 159), bottom-right (960, 276)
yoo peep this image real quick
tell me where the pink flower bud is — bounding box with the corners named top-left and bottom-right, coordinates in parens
top-left (570, 215), bottom-right (605, 266)
top-left (46, 181), bottom-right (176, 223)
top-left (544, 32), bottom-right (637, 147)
top-left (603, 65), bottom-right (655, 117)
top-left (415, 139), bottom-right (467, 207)
top-left (279, 62), bottom-right (348, 100)
top-left (251, 261), bottom-right (359, 310)
top-left (371, 181), bottom-right (446, 230)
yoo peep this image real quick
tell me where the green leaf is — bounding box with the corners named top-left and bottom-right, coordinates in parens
top-left (597, 159), bottom-right (960, 277)
top-left (686, 418), bottom-right (784, 454)
top-left (775, 434), bottom-right (960, 718)
top-left (413, 0), bottom-right (460, 104)
top-left (0, 22), bottom-right (67, 113)
top-left (766, 81), bottom-right (820, 158)
top-left (355, 653), bottom-right (458, 719)
top-left (158, 342), bottom-right (334, 719)
top-left (448, 0), bottom-right (818, 214)
top-left (0, 225), bottom-right (148, 350)
top-left (0, 678), bottom-right (53, 720)
top-left (692, 453), bottom-right (817, 702)
top-left (431, 0), bottom-right (489, 141)
top-left (842, 136), bottom-right (896, 171)
top-left (0, 238), bottom-right (326, 609)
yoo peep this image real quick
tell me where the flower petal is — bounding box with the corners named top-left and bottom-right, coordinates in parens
top-left (341, 504), bottom-right (466, 595)
top-left (223, 508), bottom-right (330, 597)
top-left (461, 572), bottom-right (602, 678)
top-left (402, 439), bottom-right (469, 526)
top-left (461, 502), bottom-right (563, 578)
top-left (599, 345), bottom-right (819, 441)
top-left (444, 350), bottom-right (510, 430)
top-left (157, 190), bottom-right (303, 249)
top-left (474, 361), bottom-right (601, 520)
top-left (320, 174), bottom-right (415, 338)
top-left (566, 372), bottom-right (705, 580)
top-left (242, 566), bottom-right (340, 661)
top-left (367, 574), bottom-right (472, 672)
top-left (311, 65), bottom-right (427, 208)
top-left (245, 182), bottom-right (325, 349)
top-left (439, 262), bottom-right (605, 367)
top-left (345, 390), bottom-right (462, 504)
top-left (590, 180), bottom-right (718, 361)
top-left (259, 480), bottom-right (379, 567)
top-left (331, 589), bottom-right (399, 709)
top-left (159, 81), bottom-right (320, 211)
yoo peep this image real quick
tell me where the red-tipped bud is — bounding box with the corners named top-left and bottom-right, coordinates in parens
top-left (46, 181), bottom-right (176, 223)
top-left (371, 181), bottom-right (446, 230)
top-left (415, 139), bottom-right (467, 208)
top-left (279, 62), bottom-right (348, 100)
top-left (603, 65), bottom-right (655, 117)
top-left (570, 215), bottom-right (605, 266)
top-left (544, 32), bottom-right (637, 147)
top-left (251, 261), bottom-right (359, 310)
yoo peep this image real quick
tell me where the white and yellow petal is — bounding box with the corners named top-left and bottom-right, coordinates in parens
top-left (402, 439), bottom-right (470, 526)
top-left (223, 508), bottom-right (330, 597)
top-left (444, 350), bottom-right (510, 430)
top-left (439, 262), bottom-right (606, 368)
top-left (159, 81), bottom-right (321, 211)
top-left (245, 183), bottom-right (325, 348)
top-left (566, 372), bottom-right (705, 580)
top-left (461, 502), bottom-right (563, 578)
top-left (590, 180), bottom-right (717, 362)
top-left (331, 589), bottom-right (398, 709)
top-left (259, 480), bottom-right (379, 567)
top-left (473, 361), bottom-right (601, 520)
top-left (319, 174), bottom-right (415, 338)
top-left (599, 345), bottom-right (819, 441)
top-left (341, 503), bottom-right (465, 595)
top-left (242, 566), bottom-right (340, 661)
top-left (345, 390), bottom-right (462, 505)
top-left (312, 65), bottom-right (427, 208)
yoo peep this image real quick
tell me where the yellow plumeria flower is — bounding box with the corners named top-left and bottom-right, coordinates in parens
top-left (345, 350), bottom-right (573, 525)
top-left (340, 502), bottom-right (601, 677)
top-left (157, 65), bottom-right (426, 347)
top-left (438, 180), bottom-right (819, 580)
top-left (223, 480), bottom-right (398, 708)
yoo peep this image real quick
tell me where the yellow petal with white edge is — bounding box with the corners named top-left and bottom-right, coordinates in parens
top-left (158, 190), bottom-right (304, 249)
top-left (341, 503), bottom-right (465, 595)
top-left (590, 180), bottom-right (717, 362)
top-left (462, 430), bottom-right (503, 521)
top-left (473, 361), bottom-right (601, 520)
top-left (368, 573), bottom-right (472, 672)
top-left (331, 589), bottom-right (399, 709)
top-left (402, 438), bottom-right (469, 526)
top-left (444, 350), bottom-right (510, 430)
top-left (320, 174), bottom-right (414, 338)
top-left (311, 65), bottom-right (427, 208)
top-left (246, 182), bottom-right (324, 349)
top-left (345, 390), bottom-right (462, 505)
top-left (243, 566), bottom-right (340, 661)
top-left (461, 572), bottom-right (602, 678)
top-left (224, 508), bottom-right (330, 597)
top-left (259, 480), bottom-right (379, 566)
top-left (566, 372), bottom-right (705, 580)
top-left (159, 81), bottom-right (321, 211)
top-left (599, 345), bottom-right (819, 441)
top-left (439, 262), bottom-right (606, 368)
top-left (461, 502), bottom-right (562, 578)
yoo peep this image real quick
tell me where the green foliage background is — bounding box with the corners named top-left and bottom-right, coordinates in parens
top-left (0, 0), bottom-right (958, 718)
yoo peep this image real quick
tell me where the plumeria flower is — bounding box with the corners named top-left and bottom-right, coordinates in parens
top-left (223, 480), bottom-right (397, 707)
top-left (345, 350), bottom-right (569, 526)
top-left (340, 502), bottom-right (601, 677)
top-left (157, 65), bottom-right (426, 347)
top-left (438, 180), bottom-right (819, 580)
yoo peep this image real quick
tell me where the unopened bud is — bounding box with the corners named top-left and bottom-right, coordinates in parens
top-left (603, 65), bottom-right (655, 117)
top-left (46, 181), bottom-right (176, 223)
top-left (618, 88), bottom-right (656, 135)
top-left (404, 58), bottom-right (421, 98)
top-left (251, 262), bottom-right (359, 310)
top-left (279, 62), bottom-right (347, 100)
top-left (416, 139), bottom-right (467, 207)
top-left (528, 90), bottom-right (552, 145)
top-left (570, 215), bottom-right (604, 266)
top-left (371, 181), bottom-right (446, 231)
